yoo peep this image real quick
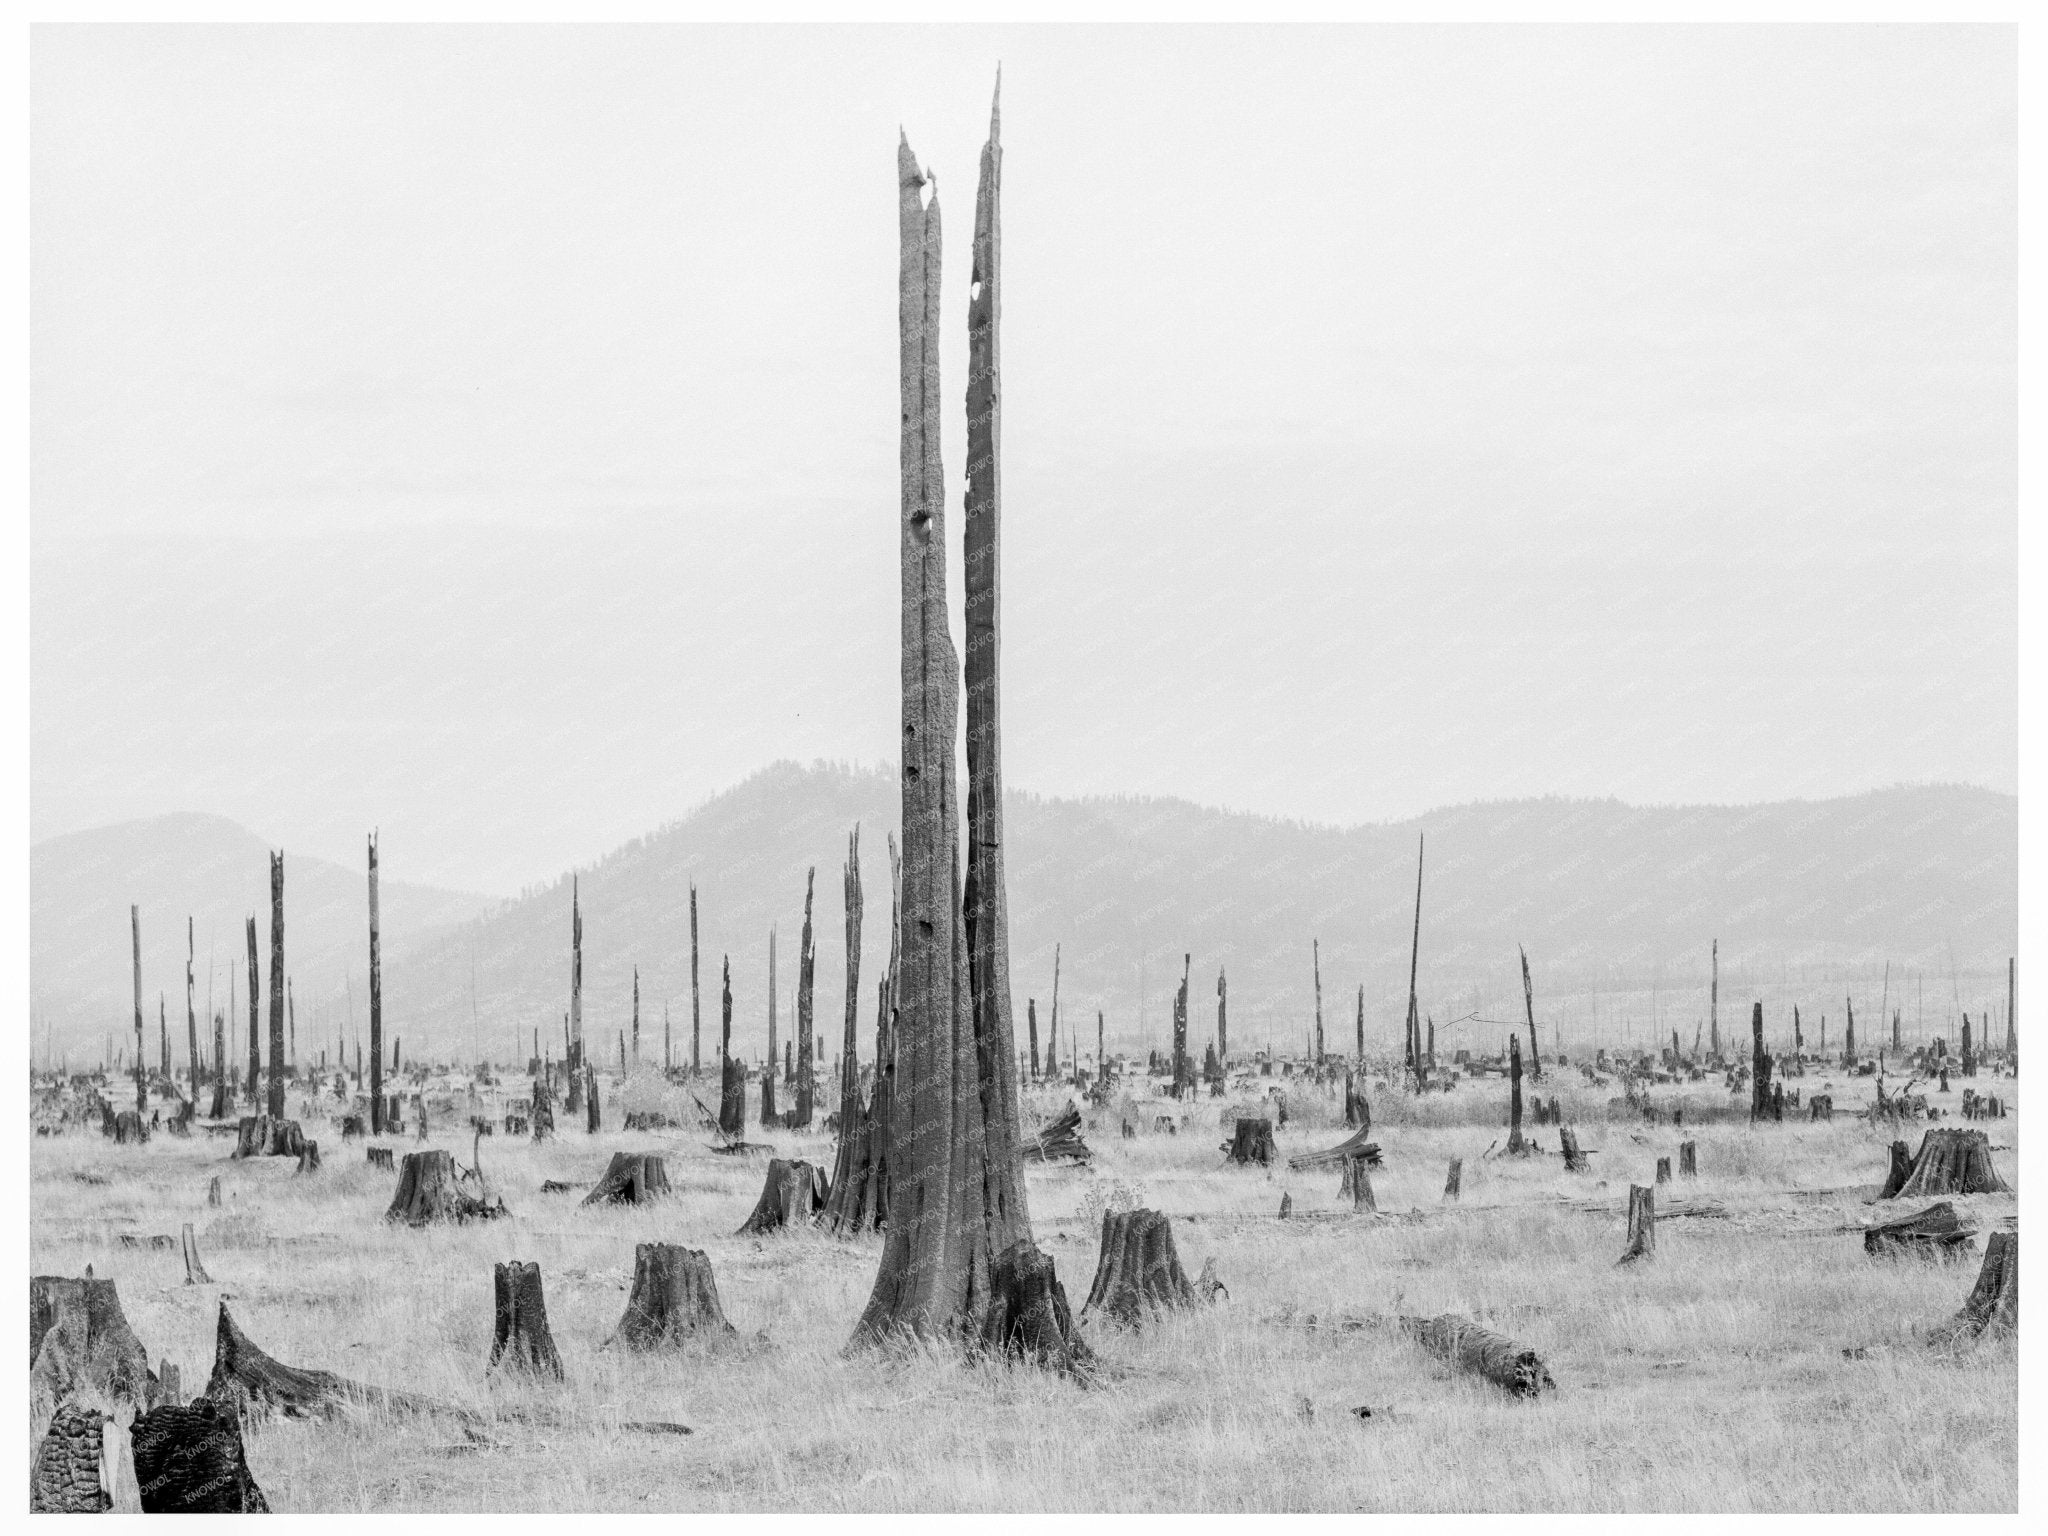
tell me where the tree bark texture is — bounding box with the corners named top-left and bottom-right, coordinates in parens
top-left (489, 1261), bottom-right (565, 1380)
top-left (609, 1244), bottom-right (733, 1349)
top-left (130, 1399), bottom-right (268, 1512)
top-left (1080, 1208), bottom-right (1200, 1326)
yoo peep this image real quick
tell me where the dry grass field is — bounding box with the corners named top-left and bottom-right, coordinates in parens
top-left (30, 1071), bottom-right (2017, 1512)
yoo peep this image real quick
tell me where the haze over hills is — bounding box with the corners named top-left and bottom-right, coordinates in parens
top-left (30, 814), bottom-right (497, 1063)
top-left (32, 763), bottom-right (2010, 1070)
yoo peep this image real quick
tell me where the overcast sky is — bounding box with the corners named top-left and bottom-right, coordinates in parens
top-left (32, 25), bottom-right (2015, 896)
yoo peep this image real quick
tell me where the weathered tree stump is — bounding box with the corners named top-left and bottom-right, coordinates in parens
top-left (231, 1116), bottom-right (305, 1159)
top-left (206, 1175), bottom-right (223, 1207)
top-left (114, 1108), bottom-right (149, 1145)
top-left (1864, 1201), bottom-right (1975, 1260)
top-left (1929, 1231), bottom-right (2016, 1346)
top-left (1679, 1140), bottom-right (1697, 1178)
top-left (341, 1114), bottom-right (366, 1138)
top-left (1809, 1094), bottom-right (1833, 1122)
top-left (30, 1402), bottom-right (111, 1512)
top-left (1398, 1314), bottom-right (1555, 1396)
top-left (295, 1139), bottom-right (320, 1175)
top-left (367, 1145), bottom-right (395, 1170)
top-left (504, 1114), bottom-right (528, 1136)
top-left (182, 1223), bottom-right (212, 1285)
top-left (1278, 1191), bottom-right (1293, 1219)
top-left (130, 1399), bottom-right (268, 1512)
top-left (1655, 1156), bottom-right (1671, 1185)
top-left (1443, 1157), bottom-right (1462, 1202)
top-left (580, 1152), bottom-right (673, 1207)
top-left (608, 1244), bottom-right (735, 1349)
top-left (1227, 1117), bottom-right (1276, 1166)
top-left (1342, 1156), bottom-right (1377, 1212)
top-left (383, 1148), bottom-right (501, 1225)
top-left (737, 1158), bottom-right (827, 1234)
top-left (1080, 1209), bottom-right (1200, 1326)
top-left (1891, 1128), bottom-right (2011, 1198)
top-left (1878, 1138), bottom-right (1913, 1199)
top-left (980, 1239), bottom-right (1092, 1373)
top-left (1559, 1127), bottom-right (1589, 1173)
top-left (31, 1274), bottom-right (157, 1418)
top-left (489, 1261), bottom-right (565, 1380)
top-left (1618, 1184), bottom-right (1655, 1264)
top-left (1195, 1256), bottom-right (1228, 1303)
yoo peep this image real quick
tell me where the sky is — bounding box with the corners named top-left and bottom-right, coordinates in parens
top-left (31, 24), bottom-right (2016, 897)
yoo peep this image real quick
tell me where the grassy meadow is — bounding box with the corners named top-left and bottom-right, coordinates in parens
top-left (30, 1068), bottom-right (2017, 1512)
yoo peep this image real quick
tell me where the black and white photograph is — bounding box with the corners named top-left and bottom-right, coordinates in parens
top-left (26, 20), bottom-right (2021, 1514)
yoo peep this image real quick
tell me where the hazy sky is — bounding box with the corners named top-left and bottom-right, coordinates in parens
top-left (32, 25), bottom-right (2015, 896)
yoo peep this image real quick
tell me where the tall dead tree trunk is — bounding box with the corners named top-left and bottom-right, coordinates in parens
top-left (1750, 1000), bottom-right (1772, 1121)
top-left (132, 904), bottom-right (146, 1113)
top-left (244, 916), bottom-right (260, 1100)
top-left (854, 113), bottom-right (1081, 1372)
top-left (566, 878), bottom-right (583, 1116)
top-left (824, 828), bottom-right (878, 1232)
top-left (632, 966), bottom-right (640, 1065)
top-left (718, 957), bottom-right (743, 1135)
top-left (186, 916), bottom-right (200, 1099)
top-left (1219, 968), bottom-right (1230, 1070)
top-left (1173, 955), bottom-right (1192, 1097)
top-left (368, 832), bottom-right (384, 1134)
top-left (1709, 938), bottom-right (1719, 1060)
top-left (1845, 994), bottom-right (1857, 1067)
top-left (266, 851), bottom-right (285, 1119)
top-left (1312, 938), bottom-right (1324, 1066)
top-left (1028, 998), bottom-right (1040, 1079)
top-left (796, 867), bottom-right (817, 1127)
top-left (690, 882), bottom-right (702, 1074)
top-left (1406, 834), bottom-right (1425, 1093)
top-left (1520, 945), bottom-right (1541, 1081)
top-left (210, 1009), bottom-right (227, 1119)
top-left (1507, 1034), bottom-right (1526, 1153)
top-left (762, 928), bottom-right (778, 1126)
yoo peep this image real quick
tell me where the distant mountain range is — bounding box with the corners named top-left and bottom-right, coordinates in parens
top-left (30, 766), bottom-right (2015, 1069)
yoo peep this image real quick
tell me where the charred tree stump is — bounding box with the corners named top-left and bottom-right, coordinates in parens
top-left (1227, 1117), bottom-right (1276, 1166)
top-left (1342, 1155), bottom-right (1377, 1211)
top-left (207, 1175), bottom-right (223, 1207)
top-left (114, 1108), bottom-right (149, 1144)
top-left (488, 1261), bottom-right (565, 1380)
top-left (1080, 1209), bottom-right (1199, 1327)
top-left (981, 1239), bottom-right (1091, 1373)
top-left (232, 1115), bottom-right (305, 1159)
top-left (1444, 1157), bottom-right (1463, 1202)
top-left (1929, 1231), bottom-right (2017, 1346)
top-left (1878, 1138), bottom-right (1913, 1199)
top-left (1278, 1191), bottom-right (1294, 1219)
top-left (1618, 1184), bottom-right (1655, 1263)
top-left (31, 1274), bottom-right (157, 1419)
top-left (383, 1148), bottom-right (500, 1225)
top-left (367, 1145), bottom-right (395, 1170)
top-left (30, 1402), bottom-right (111, 1512)
top-left (580, 1152), bottom-right (673, 1206)
top-left (737, 1158), bottom-right (827, 1234)
top-left (295, 1139), bottom-right (320, 1175)
top-left (608, 1244), bottom-right (735, 1349)
top-left (182, 1223), bottom-right (212, 1285)
top-left (1655, 1156), bottom-right (1671, 1185)
top-left (1864, 1201), bottom-right (1975, 1260)
top-left (1399, 1313), bottom-right (1555, 1397)
top-left (1891, 1128), bottom-right (2011, 1198)
top-left (1560, 1126), bottom-right (1589, 1173)
top-left (131, 1399), bottom-right (268, 1512)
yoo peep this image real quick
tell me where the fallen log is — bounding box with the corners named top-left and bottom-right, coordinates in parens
top-left (1288, 1122), bottom-right (1382, 1174)
top-left (205, 1302), bottom-right (474, 1423)
top-left (1863, 1201), bottom-right (1975, 1260)
top-left (1022, 1101), bottom-right (1093, 1163)
top-left (1398, 1313), bottom-right (1555, 1397)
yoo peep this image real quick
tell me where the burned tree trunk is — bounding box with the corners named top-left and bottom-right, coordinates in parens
top-left (30, 1402), bottom-right (112, 1512)
top-left (130, 1399), bottom-right (268, 1513)
top-left (1749, 1000), bottom-right (1772, 1121)
top-left (1080, 1208), bottom-right (1200, 1326)
top-left (1560, 1126), bottom-right (1589, 1173)
top-left (1929, 1231), bottom-right (2017, 1346)
top-left (1444, 1157), bottom-right (1462, 1202)
top-left (132, 904), bottom-right (146, 1114)
top-left (1227, 1117), bottom-right (1276, 1166)
top-left (267, 851), bottom-right (286, 1119)
top-left (1507, 1034), bottom-right (1527, 1153)
top-left (824, 828), bottom-right (879, 1233)
top-left (1679, 1139), bottom-right (1697, 1178)
top-left (1519, 945), bottom-right (1542, 1081)
top-left (489, 1261), bottom-right (564, 1380)
top-left (690, 882), bottom-right (701, 1075)
top-left (1342, 1155), bottom-right (1377, 1212)
top-left (368, 832), bottom-right (384, 1135)
top-left (853, 112), bottom-right (1079, 1371)
top-left (718, 957), bottom-right (744, 1136)
top-left (209, 1008), bottom-right (228, 1119)
top-left (1028, 997), bottom-right (1040, 1080)
top-left (585, 1064), bottom-right (601, 1133)
top-left (1864, 1201), bottom-right (1975, 1260)
top-left (1405, 834), bottom-right (1425, 1093)
top-left (31, 1274), bottom-right (156, 1419)
top-left (581, 1152), bottom-right (672, 1206)
top-left (244, 916), bottom-right (260, 1100)
top-left (737, 1157), bottom-right (827, 1234)
top-left (1655, 1156), bottom-right (1671, 1185)
top-left (609, 1244), bottom-right (734, 1349)
top-left (1399, 1314), bottom-right (1555, 1397)
top-left (1618, 1184), bottom-right (1655, 1263)
top-left (1890, 1128), bottom-right (2010, 1198)
top-left (795, 867), bottom-right (817, 1127)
